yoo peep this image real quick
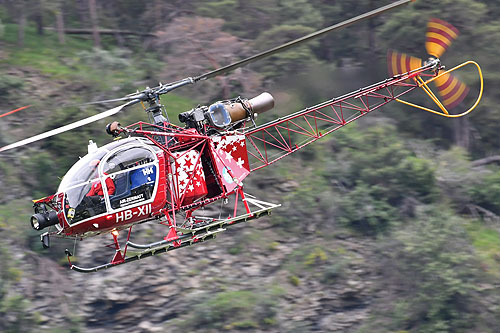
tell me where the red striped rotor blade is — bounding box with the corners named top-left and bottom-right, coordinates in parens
top-left (434, 71), bottom-right (469, 109)
top-left (0, 105), bottom-right (31, 118)
top-left (387, 50), bottom-right (423, 77)
top-left (426, 18), bottom-right (459, 58)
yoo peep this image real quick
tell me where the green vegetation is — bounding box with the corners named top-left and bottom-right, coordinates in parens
top-left (0, 74), bottom-right (23, 98)
top-left (0, 200), bottom-right (35, 242)
top-left (0, 245), bottom-right (35, 333)
top-left (470, 170), bottom-right (500, 215)
top-left (467, 222), bottom-right (500, 276)
top-left (370, 209), bottom-right (485, 332)
top-left (1, 0), bottom-right (500, 332)
top-left (283, 244), bottom-right (352, 288)
top-left (176, 289), bottom-right (279, 330)
top-left (2, 24), bottom-right (92, 77)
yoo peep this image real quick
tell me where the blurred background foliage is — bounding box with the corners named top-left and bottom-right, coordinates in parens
top-left (1, 0), bottom-right (500, 332)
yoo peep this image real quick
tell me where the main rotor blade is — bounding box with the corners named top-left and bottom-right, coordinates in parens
top-left (0, 105), bottom-right (32, 118)
top-left (0, 100), bottom-right (138, 153)
top-left (193, 0), bottom-right (416, 82)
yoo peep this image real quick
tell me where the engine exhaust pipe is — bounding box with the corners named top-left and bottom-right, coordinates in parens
top-left (247, 92), bottom-right (275, 114)
top-left (226, 92), bottom-right (275, 122)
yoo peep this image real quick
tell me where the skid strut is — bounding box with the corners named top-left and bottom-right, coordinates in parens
top-left (67, 197), bottom-right (280, 273)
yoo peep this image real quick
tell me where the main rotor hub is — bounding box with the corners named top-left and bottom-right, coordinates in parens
top-left (145, 100), bottom-right (169, 126)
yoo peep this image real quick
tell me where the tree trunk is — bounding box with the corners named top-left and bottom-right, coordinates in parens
top-left (34, 0), bottom-right (44, 35)
top-left (56, 9), bottom-right (65, 44)
top-left (454, 117), bottom-right (470, 150)
top-left (154, 0), bottom-right (163, 28)
top-left (88, 0), bottom-right (100, 48)
top-left (368, 0), bottom-right (375, 52)
top-left (471, 155), bottom-right (500, 167)
top-left (43, 27), bottom-right (156, 37)
top-left (76, 0), bottom-right (88, 27)
top-left (17, 2), bottom-right (26, 47)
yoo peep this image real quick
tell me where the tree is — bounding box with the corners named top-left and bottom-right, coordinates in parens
top-left (155, 16), bottom-right (262, 100)
top-left (252, 25), bottom-right (319, 81)
top-left (76, 0), bottom-right (89, 28)
top-left (16, 0), bottom-right (26, 47)
top-left (374, 208), bottom-right (488, 332)
top-left (88, 0), bottom-right (100, 47)
top-left (33, 0), bottom-right (44, 35)
top-left (55, 1), bottom-right (65, 44)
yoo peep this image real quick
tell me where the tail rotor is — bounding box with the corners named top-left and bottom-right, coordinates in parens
top-left (388, 18), bottom-right (470, 110)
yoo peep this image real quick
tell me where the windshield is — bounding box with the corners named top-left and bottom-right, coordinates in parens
top-left (58, 149), bottom-right (107, 193)
top-left (58, 138), bottom-right (160, 224)
top-left (58, 139), bottom-right (134, 193)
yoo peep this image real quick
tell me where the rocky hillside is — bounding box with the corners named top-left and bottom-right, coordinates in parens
top-left (3, 177), bottom-right (382, 333)
top-left (2, 3), bottom-right (500, 330)
top-left (1, 66), bottom-right (387, 333)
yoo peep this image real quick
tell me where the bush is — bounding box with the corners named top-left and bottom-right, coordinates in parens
top-left (336, 182), bottom-right (398, 235)
top-left (374, 208), bottom-right (486, 332)
top-left (0, 245), bottom-right (35, 333)
top-left (470, 170), bottom-right (500, 215)
top-left (77, 48), bottom-right (132, 71)
top-left (0, 75), bottom-right (23, 98)
top-left (322, 260), bottom-right (347, 284)
top-left (178, 289), bottom-right (279, 330)
top-left (327, 124), bottom-right (438, 206)
top-left (395, 156), bottom-right (436, 202)
top-left (434, 146), bottom-right (478, 211)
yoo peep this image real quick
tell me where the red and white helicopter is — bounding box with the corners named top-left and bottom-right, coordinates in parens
top-left (0, 0), bottom-right (483, 272)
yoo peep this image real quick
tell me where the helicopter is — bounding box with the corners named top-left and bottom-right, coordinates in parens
top-left (0, 0), bottom-right (483, 273)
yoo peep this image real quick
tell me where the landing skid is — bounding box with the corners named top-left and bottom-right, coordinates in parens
top-left (68, 196), bottom-right (280, 273)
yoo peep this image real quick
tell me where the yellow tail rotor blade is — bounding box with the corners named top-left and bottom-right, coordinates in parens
top-left (426, 18), bottom-right (459, 58)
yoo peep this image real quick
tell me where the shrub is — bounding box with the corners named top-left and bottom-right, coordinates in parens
top-left (0, 75), bottom-right (23, 98)
top-left (375, 208), bottom-right (485, 332)
top-left (322, 259), bottom-right (347, 284)
top-left (336, 182), bottom-right (398, 235)
top-left (76, 48), bottom-right (132, 73)
top-left (470, 170), bottom-right (500, 215)
top-left (178, 289), bottom-right (279, 330)
top-left (289, 274), bottom-right (300, 286)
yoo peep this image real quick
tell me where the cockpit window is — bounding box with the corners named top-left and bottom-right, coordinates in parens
top-left (57, 149), bottom-right (107, 192)
top-left (58, 138), bottom-right (159, 225)
top-left (103, 147), bottom-right (155, 175)
top-left (103, 146), bottom-right (157, 210)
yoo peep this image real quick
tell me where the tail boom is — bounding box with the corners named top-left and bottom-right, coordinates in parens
top-left (244, 59), bottom-right (480, 171)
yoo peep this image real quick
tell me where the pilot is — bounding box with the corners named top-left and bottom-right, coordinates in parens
top-left (74, 160), bottom-right (115, 218)
top-left (86, 159), bottom-right (115, 197)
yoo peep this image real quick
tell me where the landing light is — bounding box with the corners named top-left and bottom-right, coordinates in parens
top-left (31, 214), bottom-right (41, 230)
top-left (30, 211), bottom-right (59, 231)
